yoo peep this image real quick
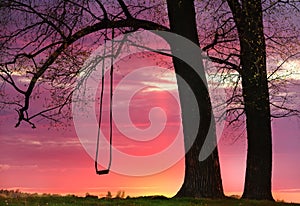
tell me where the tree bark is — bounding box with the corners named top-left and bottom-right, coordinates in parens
top-left (227, 0), bottom-right (274, 200)
top-left (166, 0), bottom-right (224, 198)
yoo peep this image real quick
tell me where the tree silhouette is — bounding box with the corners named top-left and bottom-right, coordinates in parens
top-left (225, 0), bottom-right (300, 200)
top-left (166, 0), bottom-right (223, 198)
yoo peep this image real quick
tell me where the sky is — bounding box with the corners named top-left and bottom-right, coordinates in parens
top-left (0, 1), bottom-right (300, 203)
top-left (1, 49), bottom-right (300, 203)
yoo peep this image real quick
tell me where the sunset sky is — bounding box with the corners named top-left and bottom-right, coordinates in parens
top-left (0, 0), bottom-right (300, 203)
top-left (1, 50), bottom-right (300, 203)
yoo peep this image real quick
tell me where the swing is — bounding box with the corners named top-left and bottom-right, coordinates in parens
top-left (95, 29), bottom-right (114, 175)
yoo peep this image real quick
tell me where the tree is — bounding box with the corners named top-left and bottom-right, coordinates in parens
top-left (226, 0), bottom-right (273, 200)
top-left (0, 0), bottom-right (224, 198)
top-left (166, 0), bottom-right (223, 198)
top-left (196, 0), bottom-right (299, 200)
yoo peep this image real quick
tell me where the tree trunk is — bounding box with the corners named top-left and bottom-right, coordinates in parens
top-left (166, 0), bottom-right (224, 198)
top-left (227, 0), bottom-right (274, 200)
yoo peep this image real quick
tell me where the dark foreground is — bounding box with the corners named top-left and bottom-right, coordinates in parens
top-left (1, 195), bottom-right (300, 206)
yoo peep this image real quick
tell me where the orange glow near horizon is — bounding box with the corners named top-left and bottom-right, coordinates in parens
top-left (1, 121), bottom-right (300, 203)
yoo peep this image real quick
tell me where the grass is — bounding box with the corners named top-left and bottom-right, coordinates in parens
top-left (1, 195), bottom-right (300, 206)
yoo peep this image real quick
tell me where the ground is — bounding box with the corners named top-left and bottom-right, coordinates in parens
top-left (1, 194), bottom-right (300, 206)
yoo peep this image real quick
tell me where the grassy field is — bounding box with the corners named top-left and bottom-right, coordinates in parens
top-left (1, 195), bottom-right (300, 206)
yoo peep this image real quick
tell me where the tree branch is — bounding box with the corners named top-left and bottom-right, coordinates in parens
top-left (117, 0), bottom-right (133, 19)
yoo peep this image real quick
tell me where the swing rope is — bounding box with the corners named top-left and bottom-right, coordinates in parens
top-left (95, 28), bottom-right (114, 175)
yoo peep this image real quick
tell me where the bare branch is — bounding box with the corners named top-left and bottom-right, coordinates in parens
top-left (117, 0), bottom-right (133, 19)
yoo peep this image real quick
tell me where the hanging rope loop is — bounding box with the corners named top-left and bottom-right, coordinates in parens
top-left (95, 28), bottom-right (115, 175)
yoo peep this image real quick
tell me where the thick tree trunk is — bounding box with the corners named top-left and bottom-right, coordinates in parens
top-left (227, 0), bottom-right (274, 200)
top-left (166, 0), bottom-right (224, 198)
